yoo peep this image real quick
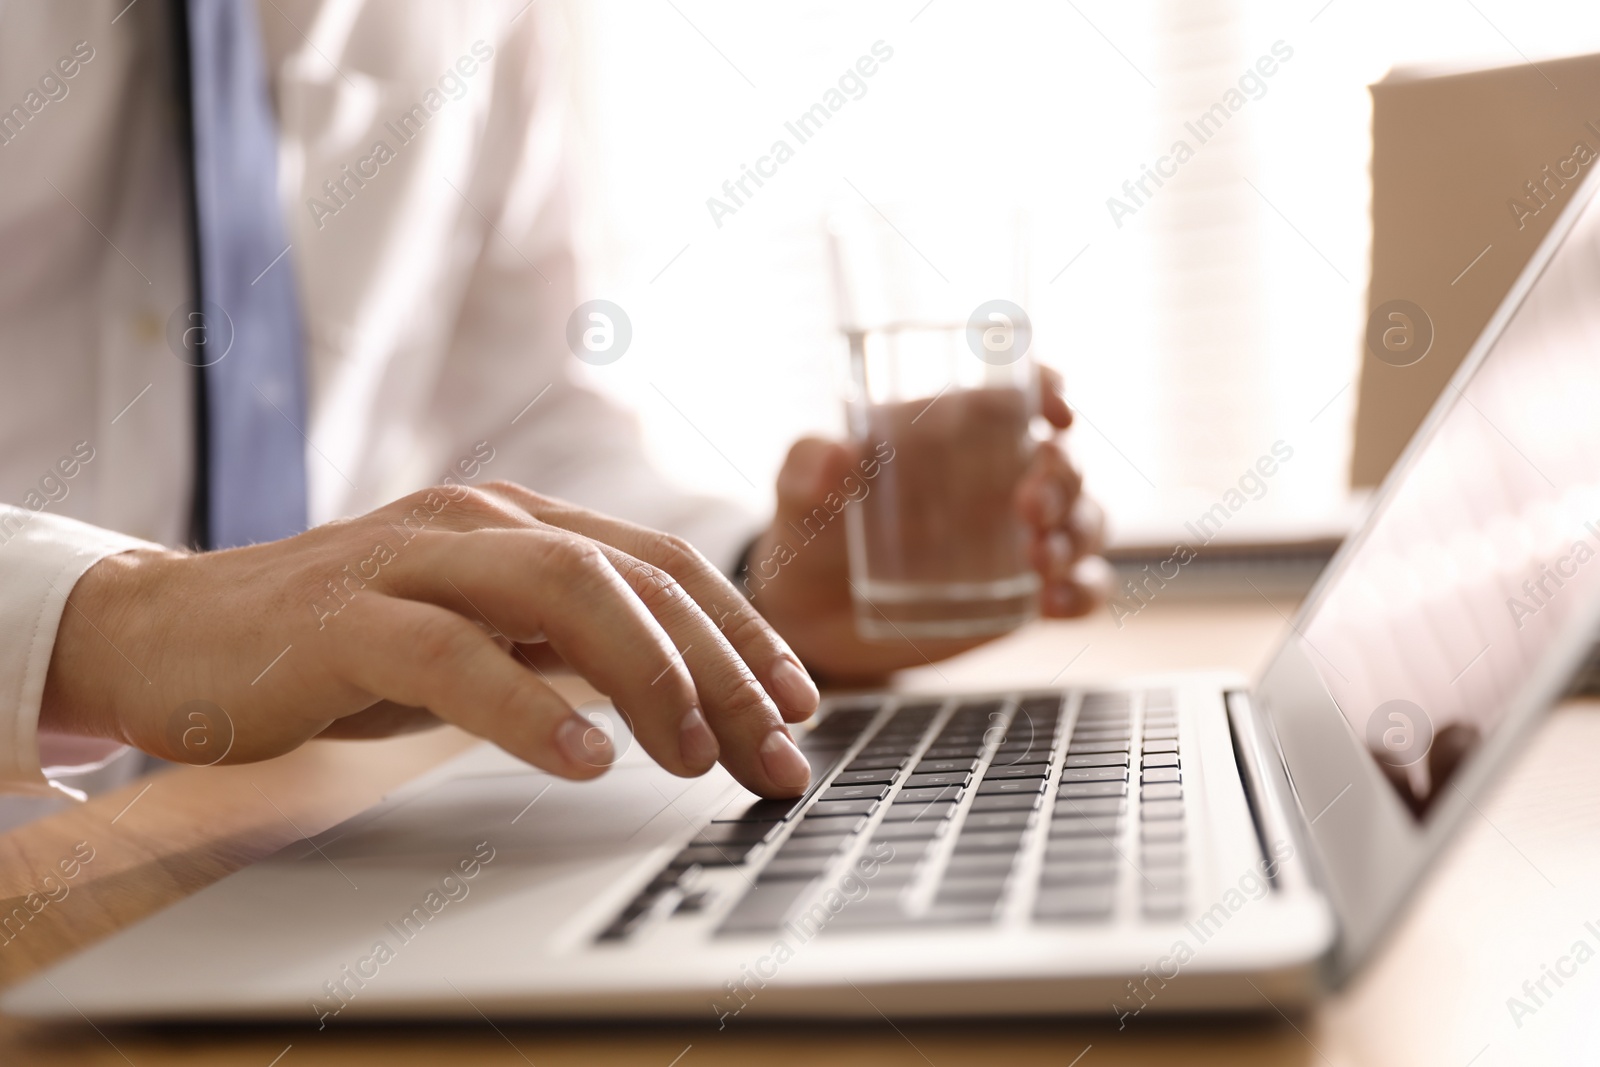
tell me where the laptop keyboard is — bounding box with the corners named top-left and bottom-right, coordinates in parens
top-left (597, 690), bottom-right (1187, 941)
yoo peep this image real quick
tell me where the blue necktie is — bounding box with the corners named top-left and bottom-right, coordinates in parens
top-left (183, 0), bottom-right (309, 549)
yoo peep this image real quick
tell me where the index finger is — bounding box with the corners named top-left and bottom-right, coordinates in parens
top-left (478, 482), bottom-right (821, 724)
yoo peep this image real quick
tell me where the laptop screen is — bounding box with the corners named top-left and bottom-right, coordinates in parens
top-left (1294, 181), bottom-right (1600, 818)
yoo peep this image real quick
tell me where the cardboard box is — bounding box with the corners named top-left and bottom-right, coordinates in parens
top-left (1352, 52), bottom-right (1600, 487)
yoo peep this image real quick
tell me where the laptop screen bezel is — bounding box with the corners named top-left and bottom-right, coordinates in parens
top-left (1251, 164), bottom-right (1600, 983)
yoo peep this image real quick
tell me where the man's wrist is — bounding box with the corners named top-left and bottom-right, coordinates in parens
top-left (40, 547), bottom-right (175, 742)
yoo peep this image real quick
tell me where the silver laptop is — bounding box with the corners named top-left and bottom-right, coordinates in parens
top-left (10, 168), bottom-right (1600, 1027)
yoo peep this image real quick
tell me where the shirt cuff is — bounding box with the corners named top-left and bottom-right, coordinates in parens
top-left (0, 508), bottom-right (161, 796)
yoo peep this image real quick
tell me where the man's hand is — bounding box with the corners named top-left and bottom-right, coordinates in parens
top-left (41, 484), bottom-right (821, 797)
top-left (745, 368), bottom-right (1109, 682)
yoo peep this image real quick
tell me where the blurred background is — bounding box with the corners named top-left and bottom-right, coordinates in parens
top-left (538, 0), bottom-right (1600, 549)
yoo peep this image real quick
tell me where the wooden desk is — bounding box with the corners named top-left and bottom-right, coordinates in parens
top-left (2, 599), bottom-right (1596, 1065)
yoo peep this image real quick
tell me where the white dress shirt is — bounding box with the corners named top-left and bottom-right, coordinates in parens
top-left (0, 1), bottom-right (756, 797)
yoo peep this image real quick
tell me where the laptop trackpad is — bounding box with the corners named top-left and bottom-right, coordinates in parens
top-left (310, 763), bottom-right (728, 862)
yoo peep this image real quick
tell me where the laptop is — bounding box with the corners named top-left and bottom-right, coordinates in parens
top-left (9, 168), bottom-right (1600, 1027)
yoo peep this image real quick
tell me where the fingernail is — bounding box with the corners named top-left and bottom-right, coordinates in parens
top-left (557, 715), bottom-right (614, 768)
top-left (1046, 530), bottom-right (1073, 575)
top-left (760, 730), bottom-right (811, 793)
top-left (679, 706), bottom-right (720, 770)
top-left (768, 658), bottom-right (820, 719)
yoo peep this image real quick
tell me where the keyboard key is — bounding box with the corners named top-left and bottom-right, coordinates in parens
top-left (713, 795), bottom-right (806, 823)
top-left (1006, 715), bottom-right (1062, 733)
top-left (692, 821), bottom-right (780, 846)
top-left (834, 768), bottom-right (899, 785)
top-left (1142, 783), bottom-right (1183, 801)
top-left (1058, 781), bottom-right (1127, 798)
top-left (669, 841), bottom-right (760, 868)
top-left (1068, 741), bottom-right (1131, 755)
top-left (817, 702), bottom-right (883, 724)
top-left (758, 854), bottom-right (834, 881)
top-left (881, 800), bottom-right (956, 822)
top-left (921, 901), bottom-right (1001, 924)
top-left (895, 785), bottom-right (964, 805)
top-left (1141, 752), bottom-right (1180, 768)
top-left (1141, 767), bottom-right (1181, 784)
top-left (869, 835), bottom-right (939, 862)
top-left (789, 815), bottom-right (867, 836)
top-left (1143, 716), bottom-right (1179, 730)
top-left (962, 809), bottom-right (1037, 831)
top-left (1054, 796), bottom-right (1127, 817)
top-left (774, 833), bottom-right (851, 856)
top-left (1045, 838), bottom-right (1115, 861)
top-left (865, 864), bottom-right (922, 888)
top-left (1075, 713), bottom-right (1129, 725)
top-left (929, 742), bottom-right (987, 756)
top-left (596, 904), bottom-right (655, 941)
top-left (1142, 800), bottom-right (1185, 820)
top-left (977, 777), bottom-right (1047, 796)
top-left (1048, 816), bottom-right (1123, 837)
top-left (855, 752), bottom-right (916, 768)
top-left (952, 828), bottom-right (1028, 852)
top-left (1066, 752), bottom-right (1129, 768)
top-left (1000, 719), bottom-right (1061, 738)
top-left (945, 851), bottom-right (1018, 875)
top-left (906, 771), bottom-right (972, 789)
top-left (848, 756), bottom-right (913, 773)
top-left (1143, 892), bottom-right (1186, 919)
top-left (1015, 694), bottom-right (1063, 717)
top-left (816, 895), bottom-right (916, 931)
top-left (1142, 727), bottom-right (1179, 740)
top-left (1039, 861), bottom-right (1117, 886)
top-left (871, 729), bottom-right (926, 743)
top-left (982, 763), bottom-right (1050, 780)
top-left (820, 783), bottom-right (890, 803)
top-left (1141, 821), bottom-right (1184, 842)
top-left (995, 732), bottom-right (1058, 748)
top-left (936, 874), bottom-right (1010, 902)
top-left (1034, 885), bottom-right (1114, 920)
top-left (920, 745), bottom-right (981, 760)
top-left (674, 889), bottom-right (711, 915)
top-left (1142, 739), bottom-right (1180, 754)
top-left (808, 798), bottom-right (880, 818)
top-left (1143, 869), bottom-right (1186, 892)
top-left (1061, 766), bottom-right (1128, 782)
top-left (870, 820), bottom-right (947, 840)
top-left (716, 881), bottom-right (813, 933)
top-left (969, 792), bottom-right (1042, 812)
top-left (914, 758), bottom-right (980, 775)
top-left (1142, 843), bottom-right (1185, 867)
top-left (1072, 729), bottom-right (1132, 742)
top-left (993, 743), bottom-right (1057, 763)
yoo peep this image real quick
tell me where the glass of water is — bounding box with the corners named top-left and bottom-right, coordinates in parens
top-left (828, 206), bottom-right (1040, 640)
